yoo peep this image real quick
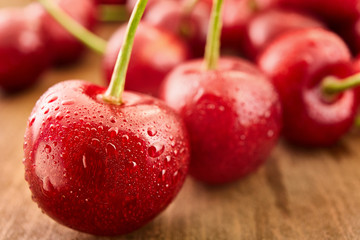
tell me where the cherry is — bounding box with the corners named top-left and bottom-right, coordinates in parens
top-left (160, 0), bottom-right (282, 184)
top-left (258, 28), bottom-right (357, 146)
top-left (276, 0), bottom-right (359, 24)
top-left (24, 0), bottom-right (190, 235)
top-left (335, 17), bottom-right (360, 56)
top-left (242, 8), bottom-right (324, 60)
top-left (215, 0), bottom-right (277, 53)
top-left (143, 0), bottom-right (211, 57)
top-left (97, 0), bottom-right (126, 4)
top-left (354, 55), bottom-right (360, 73)
top-left (103, 22), bottom-right (191, 96)
top-left (0, 8), bottom-right (49, 93)
top-left (27, 0), bottom-right (98, 65)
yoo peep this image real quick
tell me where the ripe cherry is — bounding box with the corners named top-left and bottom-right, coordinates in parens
top-left (160, 0), bottom-right (282, 184)
top-left (242, 8), bottom-right (324, 60)
top-left (258, 28), bottom-right (357, 146)
top-left (24, 0), bottom-right (190, 235)
top-left (0, 8), bottom-right (49, 93)
top-left (103, 22), bottom-right (191, 96)
top-left (143, 0), bottom-right (210, 57)
top-left (27, 0), bottom-right (98, 65)
top-left (276, 0), bottom-right (359, 24)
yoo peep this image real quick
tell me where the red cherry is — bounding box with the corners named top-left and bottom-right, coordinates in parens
top-left (214, 0), bottom-right (277, 53)
top-left (335, 17), bottom-right (360, 56)
top-left (354, 55), bottom-right (360, 73)
top-left (23, 80), bottom-right (190, 235)
top-left (103, 23), bottom-right (191, 96)
top-left (242, 8), bottom-right (324, 60)
top-left (276, 0), bottom-right (359, 24)
top-left (0, 8), bottom-right (49, 93)
top-left (160, 57), bottom-right (282, 184)
top-left (96, 0), bottom-right (126, 4)
top-left (143, 0), bottom-right (210, 57)
top-left (27, 0), bottom-right (98, 65)
top-left (258, 28), bottom-right (357, 146)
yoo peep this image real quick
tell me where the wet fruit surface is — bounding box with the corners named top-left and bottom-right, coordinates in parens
top-left (259, 28), bottom-right (357, 146)
top-left (23, 80), bottom-right (190, 235)
top-left (160, 58), bottom-right (282, 184)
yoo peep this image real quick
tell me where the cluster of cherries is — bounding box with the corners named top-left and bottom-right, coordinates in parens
top-left (10, 0), bottom-right (360, 236)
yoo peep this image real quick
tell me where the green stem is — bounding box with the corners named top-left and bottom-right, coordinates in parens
top-left (99, 4), bottom-right (129, 22)
top-left (102, 0), bottom-right (148, 104)
top-left (322, 73), bottom-right (360, 95)
top-left (38, 0), bottom-right (107, 55)
top-left (204, 0), bottom-right (223, 70)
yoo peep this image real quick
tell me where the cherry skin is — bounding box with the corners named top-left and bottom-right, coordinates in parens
top-left (23, 80), bottom-right (190, 235)
top-left (0, 8), bottom-right (49, 93)
top-left (204, 0), bottom-right (277, 53)
top-left (242, 8), bottom-right (324, 60)
top-left (276, 0), bottom-right (359, 24)
top-left (96, 0), bottom-right (126, 4)
top-left (27, 0), bottom-right (98, 65)
top-left (160, 57), bottom-right (282, 184)
top-left (103, 23), bottom-right (191, 96)
top-left (258, 28), bottom-right (357, 146)
top-left (335, 17), bottom-right (360, 56)
top-left (143, 0), bottom-right (210, 57)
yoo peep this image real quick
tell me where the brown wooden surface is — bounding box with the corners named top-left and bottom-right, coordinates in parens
top-left (2, 1), bottom-right (360, 239)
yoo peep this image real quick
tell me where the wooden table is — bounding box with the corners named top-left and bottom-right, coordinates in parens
top-left (1, 1), bottom-right (360, 239)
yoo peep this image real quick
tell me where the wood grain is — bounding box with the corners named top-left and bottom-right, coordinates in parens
top-left (1, 1), bottom-right (360, 239)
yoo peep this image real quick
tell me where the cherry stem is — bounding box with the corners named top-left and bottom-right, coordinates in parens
top-left (38, 0), bottom-right (107, 55)
top-left (321, 73), bottom-right (360, 95)
top-left (204, 0), bottom-right (223, 70)
top-left (99, 4), bottom-right (129, 22)
top-left (102, 0), bottom-right (148, 104)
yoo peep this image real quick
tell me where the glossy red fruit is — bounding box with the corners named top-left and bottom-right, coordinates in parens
top-left (354, 55), bottom-right (360, 72)
top-left (336, 17), bottom-right (360, 56)
top-left (276, 0), bottom-right (359, 24)
top-left (160, 57), bottom-right (282, 184)
top-left (258, 28), bottom-right (357, 146)
top-left (96, 0), bottom-right (126, 4)
top-left (23, 80), bottom-right (190, 235)
top-left (103, 23), bottom-right (191, 96)
top-left (27, 0), bottom-right (97, 65)
top-left (242, 8), bottom-right (324, 60)
top-left (0, 8), bottom-right (49, 93)
top-left (144, 0), bottom-right (210, 57)
top-left (211, 0), bottom-right (277, 53)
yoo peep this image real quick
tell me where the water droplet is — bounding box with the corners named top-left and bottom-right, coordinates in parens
top-left (219, 106), bottom-right (225, 111)
top-left (82, 155), bottom-right (87, 168)
top-left (110, 116), bottom-right (116, 123)
top-left (108, 127), bottom-right (119, 138)
top-left (122, 135), bottom-right (129, 143)
top-left (174, 149), bottom-right (178, 156)
top-left (55, 112), bottom-right (63, 121)
top-left (267, 130), bottom-right (274, 138)
top-left (91, 138), bottom-right (100, 147)
top-left (48, 96), bottom-right (58, 103)
top-left (106, 143), bottom-right (117, 156)
top-left (165, 156), bottom-right (171, 162)
top-left (147, 127), bottom-right (157, 137)
top-left (169, 136), bottom-right (174, 141)
top-left (42, 176), bottom-right (54, 192)
top-left (61, 100), bottom-right (75, 105)
top-left (148, 143), bottom-right (165, 158)
top-left (29, 115), bottom-right (36, 127)
top-left (44, 145), bottom-right (52, 153)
